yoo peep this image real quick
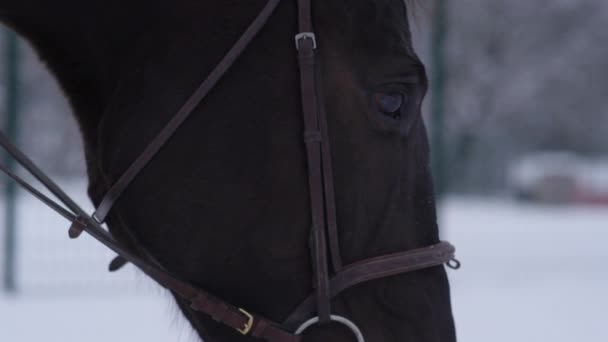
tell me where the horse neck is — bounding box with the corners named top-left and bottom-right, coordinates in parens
top-left (2, 1), bottom-right (279, 146)
top-left (1, 2), bottom-right (164, 145)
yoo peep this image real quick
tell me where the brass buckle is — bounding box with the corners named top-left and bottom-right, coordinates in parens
top-left (237, 308), bottom-right (254, 335)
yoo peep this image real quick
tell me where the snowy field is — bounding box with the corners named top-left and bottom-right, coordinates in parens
top-left (1, 180), bottom-right (607, 341)
top-left (442, 197), bottom-right (607, 342)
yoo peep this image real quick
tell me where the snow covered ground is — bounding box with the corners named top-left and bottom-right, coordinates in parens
top-left (442, 197), bottom-right (608, 342)
top-left (0, 180), bottom-right (606, 341)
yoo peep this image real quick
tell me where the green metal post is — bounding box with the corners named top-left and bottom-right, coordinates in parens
top-left (3, 30), bottom-right (20, 293)
top-left (430, 0), bottom-right (448, 196)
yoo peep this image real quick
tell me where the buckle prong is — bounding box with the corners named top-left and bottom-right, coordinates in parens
top-left (237, 308), bottom-right (254, 335)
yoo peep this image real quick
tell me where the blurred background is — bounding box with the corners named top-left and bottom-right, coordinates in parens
top-left (0, 0), bottom-right (606, 341)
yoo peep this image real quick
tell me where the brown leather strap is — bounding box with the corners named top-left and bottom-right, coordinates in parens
top-left (282, 241), bottom-right (456, 329)
top-left (0, 159), bottom-right (77, 223)
top-left (92, 0), bottom-right (284, 224)
top-left (0, 132), bottom-right (89, 219)
top-left (189, 293), bottom-right (301, 342)
top-left (296, 0), bottom-right (332, 324)
top-left (316, 64), bottom-right (342, 272)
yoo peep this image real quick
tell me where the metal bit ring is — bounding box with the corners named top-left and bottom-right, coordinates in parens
top-left (295, 315), bottom-right (364, 342)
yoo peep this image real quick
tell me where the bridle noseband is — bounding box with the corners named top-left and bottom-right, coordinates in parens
top-left (0, 1), bottom-right (458, 341)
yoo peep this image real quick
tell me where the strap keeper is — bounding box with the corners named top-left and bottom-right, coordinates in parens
top-left (295, 32), bottom-right (317, 50)
top-left (68, 215), bottom-right (87, 239)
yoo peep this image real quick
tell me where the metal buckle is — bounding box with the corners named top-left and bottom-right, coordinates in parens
top-left (295, 32), bottom-right (317, 50)
top-left (237, 308), bottom-right (254, 335)
top-left (295, 315), bottom-right (365, 342)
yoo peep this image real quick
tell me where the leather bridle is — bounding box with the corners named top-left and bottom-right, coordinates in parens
top-left (0, 0), bottom-right (458, 341)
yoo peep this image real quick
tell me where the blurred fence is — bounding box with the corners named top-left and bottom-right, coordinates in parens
top-left (416, 0), bottom-right (608, 193)
top-left (3, 178), bottom-right (157, 295)
top-left (1, 29), bottom-right (18, 293)
top-left (0, 31), bottom-right (151, 295)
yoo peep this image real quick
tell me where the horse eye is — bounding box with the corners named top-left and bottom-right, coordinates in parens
top-left (373, 92), bottom-right (406, 119)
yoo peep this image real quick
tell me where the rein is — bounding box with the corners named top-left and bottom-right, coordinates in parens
top-left (0, 0), bottom-right (458, 341)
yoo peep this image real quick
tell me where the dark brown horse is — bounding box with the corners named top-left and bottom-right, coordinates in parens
top-left (1, 0), bottom-right (457, 341)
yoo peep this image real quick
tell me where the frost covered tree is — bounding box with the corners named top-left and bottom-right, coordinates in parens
top-left (426, 0), bottom-right (608, 192)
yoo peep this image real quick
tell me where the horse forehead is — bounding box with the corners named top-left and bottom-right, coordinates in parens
top-left (317, 0), bottom-right (413, 56)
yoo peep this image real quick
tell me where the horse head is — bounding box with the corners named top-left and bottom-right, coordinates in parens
top-left (0, 1), bottom-right (456, 341)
